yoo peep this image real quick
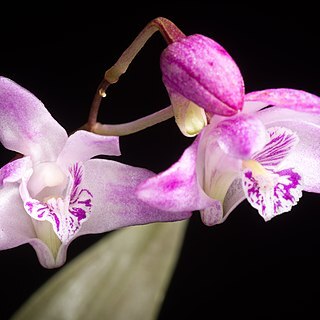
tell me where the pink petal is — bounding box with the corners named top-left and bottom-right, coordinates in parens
top-left (0, 156), bottom-right (32, 187)
top-left (245, 89), bottom-right (320, 113)
top-left (77, 159), bottom-right (192, 237)
top-left (242, 101), bottom-right (269, 113)
top-left (0, 184), bottom-right (36, 250)
top-left (216, 114), bottom-right (267, 159)
top-left (137, 138), bottom-right (216, 213)
top-left (0, 77), bottom-right (68, 162)
top-left (57, 130), bottom-right (120, 166)
top-left (161, 34), bottom-right (244, 116)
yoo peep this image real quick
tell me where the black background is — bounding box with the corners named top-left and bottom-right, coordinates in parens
top-left (1, 3), bottom-right (320, 319)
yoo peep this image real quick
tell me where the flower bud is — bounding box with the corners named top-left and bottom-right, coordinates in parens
top-left (161, 34), bottom-right (244, 116)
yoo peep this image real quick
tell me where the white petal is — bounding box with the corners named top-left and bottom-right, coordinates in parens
top-left (0, 184), bottom-right (36, 249)
top-left (57, 130), bottom-right (120, 167)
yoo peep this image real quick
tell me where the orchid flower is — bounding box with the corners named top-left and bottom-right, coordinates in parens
top-left (0, 76), bottom-right (191, 268)
top-left (137, 26), bottom-right (320, 225)
top-left (137, 90), bottom-right (320, 225)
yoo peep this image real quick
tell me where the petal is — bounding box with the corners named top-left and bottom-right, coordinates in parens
top-left (256, 108), bottom-right (320, 192)
top-left (25, 236), bottom-right (68, 269)
top-left (242, 100), bottom-right (269, 114)
top-left (169, 91), bottom-right (207, 137)
top-left (273, 122), bottom-right (320, 193)
top-left (200, 202), bottom-right (223, 226)
top-left (245, 89), bottom-right (320, 113)
top-left (161, 34), bottom-right (244, 115)
top-left (200, 178), bottom-right (247, 226)
top-left (253, 127), bottom-right (299, 170)
top-left (0, 176), bottom-right (69, 268)
top-left (29, 238), bottom-right (61, 269)
top-left (0, 184), bottom-right (36, 250)
top-left (257, 106), bottom-right (320, 127)
top-left (0, 77), bottom-right (68, 162)
top-left (222, 178), bottom-right (246, 220)
top-left (216, 114), bottom-right (267, 159)
top-left (137, 138), bottom-right (216, 213)
top-left (242, 167), bottom-right (303, 221)
top-left (197, 125), bottom-right (241, 219)
top-left (0, 156), bottom-right (32, 187)
top-left (78, 159), bottom-right (192, 236)
top-left (57, 130), bottom-right (121, 166)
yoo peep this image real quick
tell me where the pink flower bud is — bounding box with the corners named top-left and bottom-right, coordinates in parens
top-left (161, 34), bottom-right (245, 116)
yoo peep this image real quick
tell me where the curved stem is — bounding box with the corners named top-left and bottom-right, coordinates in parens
top-left (87, 78), bottom-right (110, 130)
top-left (86, 17), bottom-right (185, 132)
top-left (104, 17), bottom-right (185, 85)
top-left (92, 105), bottom-right (174, 136)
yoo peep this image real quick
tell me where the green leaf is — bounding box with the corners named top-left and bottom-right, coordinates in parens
top-left (11, 220), bottom-right (188, 320)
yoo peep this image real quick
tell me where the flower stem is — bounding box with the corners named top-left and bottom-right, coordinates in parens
top-left (104, 17), bottom-right (185, 85)
top-left (91, 105), bottom-right (174, 136)
top-left (86, 17), bottom-right (185, 131)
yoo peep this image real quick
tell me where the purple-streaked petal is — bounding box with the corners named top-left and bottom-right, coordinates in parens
top-left (137, 138), bottom-right (216, 213)
top-left (242, 167), bottom-right (303, 221)
top-left (57, 130), bottom-right (120, 167)
top-left (253, 127), bottom-right (299, 170)
top-left (161, 34), bottom-right (244, 116)
top-left (0, 77), bottom-right (68, 162)
top-left (0, 156), bottom-right (32, 187)
top-left (78, 159), bottom-right (192, 237)
top-left (216, 114), bottom-right (267, 159)
top-left (256, 107), bottom-right (320, 192)
top-left (245, 89), bottom-right (320, 113)
top-left (0, 184), bottom-right (36, 249)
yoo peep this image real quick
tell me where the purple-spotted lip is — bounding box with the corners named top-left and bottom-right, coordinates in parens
top-left (21, 162), bottom-right (93, 243)
top-left (243, 167), bottom-right (303, 221)
top-left (241, 126), bottom-right (303, 220)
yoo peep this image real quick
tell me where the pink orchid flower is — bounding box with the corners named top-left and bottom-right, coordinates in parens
top-left (160, 34), bottom-right (244, 136)
top-left (0, 76), bottom-right (191, 268)
top-left (137, 86), bottom-right (320, 225)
